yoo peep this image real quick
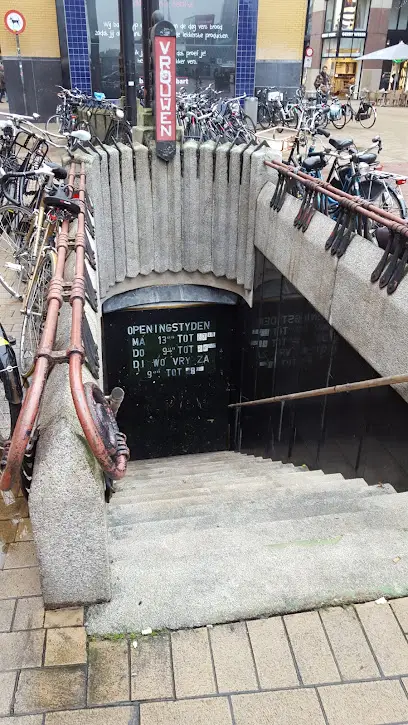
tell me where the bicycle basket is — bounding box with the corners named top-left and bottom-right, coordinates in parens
top-left (329, 103), bottom-right (342, 120)
top-left (356, 102), bottom-right (371, 120)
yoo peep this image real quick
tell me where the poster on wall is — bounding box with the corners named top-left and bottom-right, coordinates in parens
top-left (86, 0), bottom-right (238, 98)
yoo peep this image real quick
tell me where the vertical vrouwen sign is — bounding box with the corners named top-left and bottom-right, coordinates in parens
top-left (152, 20), bottom-right (176, 161)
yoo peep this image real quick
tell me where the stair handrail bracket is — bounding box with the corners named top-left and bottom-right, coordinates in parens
top-left (0, 161), bottom-right (128, 495)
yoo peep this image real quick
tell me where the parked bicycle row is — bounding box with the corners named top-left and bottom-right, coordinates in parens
top-left (0, 110), bottom-right (93, 383)
top-left (285, 123), bottom-right (407, 241)
top-left (256, 86), bottom-right (377, 131)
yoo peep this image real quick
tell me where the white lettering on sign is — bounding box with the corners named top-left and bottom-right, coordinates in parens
top-left (127, 318), bottom-right (217, 380)
top-left (155, 37), bottom-right (176, 142)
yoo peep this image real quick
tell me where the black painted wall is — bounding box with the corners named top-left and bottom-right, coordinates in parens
top-left (3, 58), bottom-right (62, 120)
top-left (236, 252), bottom-right (408, 492)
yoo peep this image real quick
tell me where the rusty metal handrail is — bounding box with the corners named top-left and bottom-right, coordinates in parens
top-left (229, 372), bottom-right (408, 410)
top-left (265, 159), bottom-right (408, 237)
top-left (68, 164), bottom-right (127, 480)
top-left (1, 161), bottom-right (128, 494)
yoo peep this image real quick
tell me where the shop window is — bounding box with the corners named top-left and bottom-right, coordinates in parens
top-left (342, 0), bottom-right (357, 31)
top-left (355, 0), bottom-right (370, 30)
top-left (398, 1), bottom-right (408, 30)
top-left (322, 37), bottom-right (338, 57)
top-left (389, 0), bottom-right (400, 30)
top-left (351, 36), bottom-right (365, 56)
top-left (338, 36), bottom-right (354, 56)
top-left (324, 0), bottom-right (343, 32)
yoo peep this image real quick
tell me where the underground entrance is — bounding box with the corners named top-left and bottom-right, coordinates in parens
top-left (103, 286), bottom-right (240, 459)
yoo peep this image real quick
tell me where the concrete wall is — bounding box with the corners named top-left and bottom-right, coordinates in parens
top-left (29, 162), bottom-right (111, 608)
top-left (87, 141), bottom-right (274, 308)
top-left (257, 167), bottom-right (408, 402)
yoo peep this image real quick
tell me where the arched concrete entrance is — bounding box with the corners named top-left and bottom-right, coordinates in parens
top-left (103, 285), bottom-right (241, 459)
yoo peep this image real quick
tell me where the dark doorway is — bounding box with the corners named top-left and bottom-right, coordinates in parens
top-left (103, 303), bottom-right (238, 459)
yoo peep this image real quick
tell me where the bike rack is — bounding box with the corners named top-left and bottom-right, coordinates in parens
top-left (265, 159), bottom-right (408, 292)
top-left (0, 161), bottom-right (129, 494)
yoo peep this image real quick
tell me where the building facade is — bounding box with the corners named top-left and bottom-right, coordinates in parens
top-left (307, 0), bottom-right (394, 95)
top-left (0, 0), bottom-right (308, 118)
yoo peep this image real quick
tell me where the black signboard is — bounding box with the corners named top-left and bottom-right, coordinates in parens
top-left (86, 0), bottom-right (238, 98)
top-left (103, 304), bottom-right (236, 459)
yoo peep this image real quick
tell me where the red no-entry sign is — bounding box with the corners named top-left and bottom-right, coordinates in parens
top-left (4, 9), bottom-right (26, 34)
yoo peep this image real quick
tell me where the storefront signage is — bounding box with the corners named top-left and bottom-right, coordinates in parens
top-left (153, 20), bottom-right (177, 161)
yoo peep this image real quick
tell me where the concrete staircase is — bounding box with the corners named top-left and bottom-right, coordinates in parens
top-left (86, 452), bottom-right (408, 634)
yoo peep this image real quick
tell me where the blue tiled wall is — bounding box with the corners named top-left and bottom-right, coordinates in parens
top-left (64, 0), bottom-right (91, 92)
top-left (236, 0), bottom-right (259, 97)
top-left (64, 0), bottom-right (258, 97)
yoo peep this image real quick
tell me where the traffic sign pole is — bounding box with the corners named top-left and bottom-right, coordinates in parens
top-left (4, 10), bottom-right (27, 114)
top-left (15, 33), bottom-right (27, 115)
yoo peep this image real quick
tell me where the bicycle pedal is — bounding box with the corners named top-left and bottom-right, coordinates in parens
top-left (5, 262), bottom-right (22, 272)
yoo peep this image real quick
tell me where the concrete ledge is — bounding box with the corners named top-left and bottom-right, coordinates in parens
top-left (258, 179), bottom-right (408, 402)
top-left (29, 304), bottom-right (111, 608)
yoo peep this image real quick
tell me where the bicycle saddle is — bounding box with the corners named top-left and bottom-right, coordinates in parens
top-left (356, 152), bottom-right (377, 164)
top-left (302, 155), bottom-right (327, 172)
top-left (43, 187), bottom-right (80, 215)
top-left (329, 138), bottom-right (353, 151)
top-left (46, 162), bottom-right (68, 181)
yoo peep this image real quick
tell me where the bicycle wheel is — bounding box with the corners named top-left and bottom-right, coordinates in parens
top-left (331, 106), bottom-right (347, 129)
top-left (285, 107), bottom-right (299, 129)
top-left (363, 185), bottom-right (405, 242)
top-left (20, 250), bottom-right (56, 378)
top-left (359, 104), bottom-right (376, 129)
top-left (343, 103), bottom-right (353, 124)
top-left (46, 114), bottom-right (64, 135)
top-left (0, 205), bottom-right (34, 300)
top-left (257, 103), bottom-right (271, 130)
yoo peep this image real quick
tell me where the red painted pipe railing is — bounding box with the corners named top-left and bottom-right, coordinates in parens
top-left (1, 161), bottom-right (127, 494)
top-left (265, 159), bottom-right (408, 237)
top-left (68, 164), bottom-right (127, 480)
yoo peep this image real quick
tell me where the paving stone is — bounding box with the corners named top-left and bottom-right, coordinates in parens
top-left (13, 598), bottom-right (44, 630)
top-left (87, 639), bottom-right (130, 705)
top-left (284, 611), bottom-right (341, 685)
top-left (390, 597), bottom-right (408, 633)
top-left (0, 671), bottom-right (17, 716)
top-left (45, 707), bottom-right (137, 724)
top-left (356, 601), bottom-right (408, 675)
top-left (0, 569), bottom-right (41, 599)
top-left (320, 606), bottom-right (380, 680)
top-left (45, 627), bottom-right (87, 666)
top-left (210, 622), bottom-right (258, 692)
top-left (14, 666), bottom-right (86, 714)
top-left (131, 634), bottom-right (173, 700)
top-left (232, 689), bottom-right (326, 725)
top-left (0, 599), bottom-right (15, 632)
top-left (4, 543), bottom-right (38, 569)
top-left (0, 717), bottom-right (43, 724)
top-left (171, 627), bottom-right (216, 697)
top-left (319, 680), bottom-right (408, 725)
top-left (140, 698), bottom-right (232, 725)
top-left (0, 630), bottom-right (45, 670)
top-left (0, 520), bottom-right (18, 544)
top-left (15, 520), bottom-right (33, 542)
top-left (44, 607), bottom-right (84, 628)
top-left (0, 497), bottom-right (28, 521)
top-left (247, 617), bottom-right (299, 689)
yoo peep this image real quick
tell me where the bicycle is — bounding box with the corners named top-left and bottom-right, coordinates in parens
top-left (0, 161), bottom-right (81, 377)
top-left (0, 323), bottom-right (23, 451)
top-left (340, 86), bottom-right (377, 129)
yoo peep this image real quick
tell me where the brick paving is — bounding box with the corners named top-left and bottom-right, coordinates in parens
top-left (3, 487), bottom-right (408, 723)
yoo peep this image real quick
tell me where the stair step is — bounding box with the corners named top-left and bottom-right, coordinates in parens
top-left (109, 503), bottom-right (408, 562)
top-left (124, 459), bottom-right (290, 479)
top-left (113, 473), bottom-right (347, 502)
top-left (115, 467), bottom-right (327, 492)
top-left (108, 482), bottom-right (384, 528)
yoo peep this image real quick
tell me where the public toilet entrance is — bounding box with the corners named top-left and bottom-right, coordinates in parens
top-left (103, 301), bottom-right (238, 460)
